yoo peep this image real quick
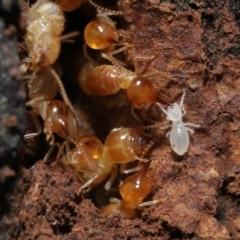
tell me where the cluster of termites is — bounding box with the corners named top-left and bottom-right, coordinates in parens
top-left (21, 0), bottom-right (200, 219)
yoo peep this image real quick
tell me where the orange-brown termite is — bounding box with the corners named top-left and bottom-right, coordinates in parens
top-left (84, 0), bottom-right (125, 51)
top-left (101, 160), bottom-right (159, 219)
top-left (25, 66), bottom-right (80, 143)
top-left (79, 54), bottom-right (170, 106)
top-left (56, 127), bottom-right (151, 193)
top-left (57, 134), bottom-right (117, 192)
top-left (103, 127), bottom-right (153, 174)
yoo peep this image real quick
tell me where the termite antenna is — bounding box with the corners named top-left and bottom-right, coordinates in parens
top-left (101, 52), bottom-right (130, 71)
top-left (137, 122), bottom-right (162, 130)
top-left (89, 0), bottom-right (123, 15)
top-left (59, 31), bottom-right (80, 42)
top-left (140, 140), bottom-right (154, 158)
top-left (62, 39), bottom-right (75, 43)
top-left (83, 43), bottom-right (95, 62)
top-left (50, 68), bottom-right (80, 138)
top-left (131, 141), bottom-right (154, 165)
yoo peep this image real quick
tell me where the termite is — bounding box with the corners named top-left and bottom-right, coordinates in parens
top-left (84, 0), bottom-right (125, 51)
top-left (101, 160), bottom-right (159, 219)
top-left (80, 54), bottom-right (170, 106)
top-left (57, 135), bottom-right (117, 192)
top-left (103, 127), bottom-right (153, 174)
top-left (157, 92), bottom-right (200, 155)
top-left (56, 127), bottom-right (151, 193)
top-left (25, 0), bottom-right (64, 70)
top-left (25, 66), bottom-right (80, 143)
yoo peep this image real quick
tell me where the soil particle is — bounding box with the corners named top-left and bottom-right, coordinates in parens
top-left (17, 161), bottom-right (170, 239)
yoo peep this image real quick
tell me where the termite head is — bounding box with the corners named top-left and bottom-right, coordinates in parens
top-left (75, 135), bottom-right (103, 160)
top-left (167, 103), bottom-right (182, 122)
top-left (84, 16), bottom-right (119, 50)
top-left (103, 127), bottom-right (147, 164)
top-left (119, 160), bottom-right (153, 207)
top-left (126, 77), bottom-right (170, 105)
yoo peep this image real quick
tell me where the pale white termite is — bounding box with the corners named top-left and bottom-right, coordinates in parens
top-left (158, 92), bottom-right (200, 155)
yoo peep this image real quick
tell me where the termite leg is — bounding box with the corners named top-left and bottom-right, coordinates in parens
top-left (25, 96), bottom-right (45, 107)
top-left (134, 156), bottom-right (149, 162)
top-left (43, 142), bottom-right (61, 162)
top-left (77, 174), bottom-right (99, 195)
top-left (131, 105), bottom-right (143, 126)
top-left (89, 0), bottom-right (123, 16)
top-left (160, 124), bottom-right (172, 130)
top-left (101, 52), bottom-right (126, 68)
top-left (104, 165), bottom-right (118, 191)
top-left (59, 31), bottom-right (80, 42)
top-left (120, 163), bottom-right (142, 174)
top-left (166, 131), bottom-right (170, 138)
top-left (24, 112), bottom-right (42, 139)
top-left (56, 140), bottom-right (71, 160)
top-left (133, 55), bottom-right (156, 75)
top-left (184, 123), bottom-right (200, 128)
top-left (137, 199), bottom-right (160, 207)
top-left (109, 198), bottom-right (121, 204)
top-left (111, 44), bottom-right (131, 55)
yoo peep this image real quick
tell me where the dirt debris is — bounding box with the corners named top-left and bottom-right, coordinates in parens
top-left (17, 161), bottom-right (170, 240)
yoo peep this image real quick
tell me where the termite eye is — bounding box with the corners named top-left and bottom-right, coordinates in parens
top-left (126, 77), bottom-right (169, 105)
top-left (84, 20), bottom-right (119, 49)
top-left (55, 0), bottom-right (82, 12)
top-left (77, 135), bottom-right (103, 160)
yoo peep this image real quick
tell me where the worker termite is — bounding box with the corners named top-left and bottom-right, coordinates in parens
top-left (25, 0), bottom-right (64, 70)
top-left (55, 0), bottom-right (84, 12)
top-left (25, 66), bottom-right (80, 143)
top-left (157, 92), bottom-right (200, 155)
top-left (103, 127), bottom-right (153, 174)
top-left (80, 54), bottom-right (170, 105)
top-left (84, 0), bottom-right (125, 51)
top-left (101, 160), bottom-right (159, 219)
top-left (57, 135), bottom-right (117, 192)
top-left (26, 67), bottom-right (59, 114)
top-left (56, 127), bottom-right (150, 193)
top-left (25, 0), bottom-right (79, 71)
top-left (103, 127), bottom-right (147, 164)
